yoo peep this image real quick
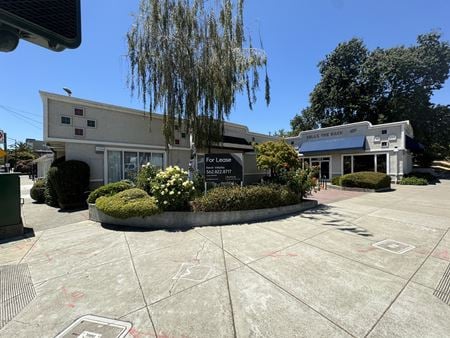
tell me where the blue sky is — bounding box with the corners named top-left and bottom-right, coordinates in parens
top-left (1, 0), bottom-right (450, 145)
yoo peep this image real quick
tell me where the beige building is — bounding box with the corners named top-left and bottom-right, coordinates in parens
top-left (40, 91), bottom-right (276, 187)
top-left (286, 120), bottom-right (422, 181)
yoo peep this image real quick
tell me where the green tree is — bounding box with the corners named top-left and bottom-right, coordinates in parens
top-left (290, 32), bottom-right (450, 159)
top-left (127, 0), bottom-right (270, 149)
top-left (254, 140), bottom-right (299, 177)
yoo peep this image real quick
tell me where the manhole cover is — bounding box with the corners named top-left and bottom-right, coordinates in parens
top-left (372, 239), bottom-right (415, 254)
top-left (0, 264), bottom-right (36, 329)
top-left (434, 263), bottom-right (450, 305)
top-left (55, 315), bottom-right (132, 338)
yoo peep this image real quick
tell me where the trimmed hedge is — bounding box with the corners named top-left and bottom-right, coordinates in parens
top-left (45, 166), bottom-right (59, 207)
top-left (340, 172), bottom-right (391, 190)
top-left (191, 184), bottom-right (300, 212)
top-left (96, 188), bottom-right (160, 219)
top-left (399, 176), bottom-right (428, 185)
top-left (331, 176), bottom-right (341, 186)
top-left (30, 179), bottom-right (46, 203)
top-left (87, 181), bottom-right (134, 203)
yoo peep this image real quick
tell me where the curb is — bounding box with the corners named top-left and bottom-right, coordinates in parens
top-left (327, 184), bottom-right (392, 193)
top-left (88, 200), bottom-right (318, 230)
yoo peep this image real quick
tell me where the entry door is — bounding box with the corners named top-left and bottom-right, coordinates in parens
top-left (320, 161), bottom-right (330, 180)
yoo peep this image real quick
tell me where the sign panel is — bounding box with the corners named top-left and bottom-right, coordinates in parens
top-left (205, 153), bottom-right (243, 183)
top-left (0, 149), bottom-right (6, 157)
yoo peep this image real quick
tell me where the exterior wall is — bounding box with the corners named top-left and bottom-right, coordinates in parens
top-left (65, 143), bottom-right (104, 185)
top-left (41, 91), bottom-right (275, 185)
top-left (287, 120), bottom-right (414, 181)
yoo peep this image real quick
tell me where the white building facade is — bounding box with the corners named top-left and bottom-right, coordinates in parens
top-left (286, 120), bottom-right (421, 181)
top-left (40, 91), bottom-right (275, 187)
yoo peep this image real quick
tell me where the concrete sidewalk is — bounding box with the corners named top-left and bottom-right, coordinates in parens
top-left (1, 180), bottom-right (449, 337)
top-left (20, 176), bottom-right (88, 232)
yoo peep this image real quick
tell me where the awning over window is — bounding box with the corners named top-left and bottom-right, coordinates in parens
top-left (405, 135), bottom-right (425, 153)
top-left (299, 135), bottom-right (365, 154)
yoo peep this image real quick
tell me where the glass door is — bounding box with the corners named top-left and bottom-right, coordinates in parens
top-left (107, 151), bottom-right (123, 183)
top-left (320, 161), bottom-right (330, 180)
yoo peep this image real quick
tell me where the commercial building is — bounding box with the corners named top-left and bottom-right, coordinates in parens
top-left (40, 91), bottom-right (275, 187)
top-left (286, 120), bottom-right (422, 181)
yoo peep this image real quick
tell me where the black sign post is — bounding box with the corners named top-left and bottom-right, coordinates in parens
top-left (204, 153), bottom-right (243, 193)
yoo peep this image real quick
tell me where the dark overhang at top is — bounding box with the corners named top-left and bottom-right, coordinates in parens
top-left (298, 135), bottom-right (365, 154)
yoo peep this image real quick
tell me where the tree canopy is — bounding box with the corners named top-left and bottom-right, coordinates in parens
top-left (254, 140), bottom-right (299, 176)
top-left (290, 32), bottom-right (450, 159)
top-left (127, 0), bottom-right (270, 149)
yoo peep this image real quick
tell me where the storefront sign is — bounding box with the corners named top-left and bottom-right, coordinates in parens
top-left (306, 130), bottom-right (343, 140)
top-left (205, 153), bottom-right (243, 182)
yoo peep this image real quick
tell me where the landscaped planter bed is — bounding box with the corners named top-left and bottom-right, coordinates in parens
top-left (89, 200), bottom-right (318, 230)
top-left (328, 184), bottom-right (391, 193)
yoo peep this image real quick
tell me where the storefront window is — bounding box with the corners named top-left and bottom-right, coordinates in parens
top-left (353, 155), bottom-right (375, 172)
top-left (151, 153), bottom-right (164, 169)
top-left (124, 152), bottom-right (138, 180)
top-left (376, 154), bottom-right (387, 173)
top-left (107, 150), bottom-right (164, 182)
top-left (343, 156), bottom-right (352, 174)
top-left (107, 151), bottom-right (123, 183)
top-left (139, 152), bottom-right (152, 167)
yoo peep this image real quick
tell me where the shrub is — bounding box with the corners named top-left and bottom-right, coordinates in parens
top-left (53, 160), bottom-right (90, 209)
top-left (404, 172), bottom-right (435, 183)
top-left (340, 171), bottom-right (391, 190)
top-left (45, 166), bottom-right (59, 207)
top-left (280, 168), bottom-right (316, 200)
top-left (87, 181), bottom-right (134, 204)
top-left (399, 176), bottom-right (428, 185)
top-left (151, 166), bottom-right (195, 211)
top-left (331, 176), bottom-right (341, 186)
top-left (30, 179), bottom-right (46, 203)
top-left (192, 184), bottom-right (300, 212)
top-left (136, 163), bottom-right (160, 194)
top-left (96, 188), bottom-right (160, 219)
top-left (44, 157), bottom-right (65, 207)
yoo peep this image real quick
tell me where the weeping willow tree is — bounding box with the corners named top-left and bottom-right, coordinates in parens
top-left (127, 0), bottom-right (270, 149)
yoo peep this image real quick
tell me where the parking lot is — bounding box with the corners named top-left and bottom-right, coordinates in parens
top-left (1, 180), bottom-right (449, 337)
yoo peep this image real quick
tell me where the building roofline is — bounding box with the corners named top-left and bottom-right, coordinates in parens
top-left (286, 120), bottom-right (411, 138)
top-left (39, 90), bottom-right (275, 139)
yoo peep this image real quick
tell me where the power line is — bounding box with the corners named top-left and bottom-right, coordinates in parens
top-left (0, 104), bottom-right (41, 117)
top-left (0, 105), bottom-right (42, 129)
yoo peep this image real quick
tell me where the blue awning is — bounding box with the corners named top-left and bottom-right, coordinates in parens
top-left (299, 135), bottom-right (365, 154)
top-left (405, 135), bottom-right (424, 153)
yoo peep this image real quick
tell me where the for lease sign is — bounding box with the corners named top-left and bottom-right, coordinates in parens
top-left (205, 153), bottom-right (243, 182)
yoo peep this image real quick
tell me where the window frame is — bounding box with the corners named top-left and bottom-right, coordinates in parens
top-left (74, 107), bottom-right (85, 116)
top-left (86, 119), bottom-right (97, 128)
top-left (74, 128), bottom-right (84, 137)
top-left (60, 115), bottom-right (72, 125)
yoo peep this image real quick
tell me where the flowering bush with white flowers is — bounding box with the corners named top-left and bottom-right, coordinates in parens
top-left (151, 166), bottom-right (195, 211)
top-left (136, 163), bottom-right (160, 194)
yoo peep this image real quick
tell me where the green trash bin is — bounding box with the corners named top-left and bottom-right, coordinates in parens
top-left (0, 173), bottom-right (23, 238)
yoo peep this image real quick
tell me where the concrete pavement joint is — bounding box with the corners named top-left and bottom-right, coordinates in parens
top-left (18, 232), bottom-right (44, 265)
top-left (194, 228), bottom-right (356, 336)
top-left (219, 226), bottom-right (237, 338)
top-left (364, 227), bottom-right (450, 337)
top-left (239, 252), bottom-right (357, 337)
top-left (123, 232), bottom-right (158, 338)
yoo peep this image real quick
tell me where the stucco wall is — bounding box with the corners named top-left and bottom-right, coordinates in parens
top-left (65, 143), bottom-right (104, 183)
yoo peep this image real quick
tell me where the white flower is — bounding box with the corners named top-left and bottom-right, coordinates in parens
top-left (178, 191), bottom-right (181, 195)
top-left (169, 191), bottom-right (174, 195)
top-left (163, 200), bottom-right (168, 204)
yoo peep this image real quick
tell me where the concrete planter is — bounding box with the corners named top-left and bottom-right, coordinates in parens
top-left (328, 184), bottom-right (392, 193)
top-left (89, 200), bottom-right (318, 230)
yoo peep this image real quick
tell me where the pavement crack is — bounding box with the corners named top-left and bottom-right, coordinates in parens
top-left (363, 227), bottom-right (450, 337)
top-left (123, 232), bottom-right (158, 338)
top-left (220, 227), bottom-right (237, 338)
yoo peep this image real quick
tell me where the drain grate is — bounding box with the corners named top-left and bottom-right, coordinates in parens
top-left (434, 263), bottom-right (450, 305)
top-left (55, 315), bottom-right (132, 338)
top-left (372, 239), bottom-right (415, 254)
top-left (0, 264), bottom-right (36, 329)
